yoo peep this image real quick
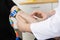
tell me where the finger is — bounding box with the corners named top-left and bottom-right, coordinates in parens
top-left (16, 15), bottom-right (25, 23)
top-left (16, 11), bottom-right (37, 23)
top-left (33, 16), bottom-right (43, 21)
top-left (16, 17), bottom-right (22, 27)
top-left (31, 10), bottom-right (42, 15)
top-left (16, 15), bottom-right (29, 23)
top-left (16, 11), bottom-right (28, 21)
top-left (17, 22), bottom-right (20, 28)
top-left (30, 10), bottom-right (38, 16)
top-left (18, 13), bottom-right (30, 22)
top-left (16, 11), bottom-right (24, 16)
top-left (30, 11), bottom-right (43, 19)
top-left (19, 15), bottom-right (29, 23)
top-left (19, 13), bottom-right (36, 23)
top-left (16, 21), bottom-right (23, 31)
top-left (16, 11), bottom-right (27, 22)
top-left (16, 16), bottom-right (24, 26)
top-left (16, 16), bottom-right (26, 28)
top-left (31, 10), bottom-right (47, 19)
top-left (16, 11), bottom-right (30, 23)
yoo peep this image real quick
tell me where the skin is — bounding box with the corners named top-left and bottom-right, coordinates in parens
top-left (15, 10), bottom-right (55, 32)
top-left (16, 11), bottom-right (36, 32)
top-left (31, 10), bottom-right (48, 20)
top-left (11, 6), bottom-right (60, 40)
top-left (11, 6), bottom-right (55, 32)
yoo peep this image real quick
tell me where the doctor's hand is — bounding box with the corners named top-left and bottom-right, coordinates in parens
top-left (16, 11), bottom-right (37, 32)
top-left (31, 10), bottom-right (48, 21)
top-left (16, 14), bottom-right (31, 32)
top-left (16, 11), bottom-right (37, 23)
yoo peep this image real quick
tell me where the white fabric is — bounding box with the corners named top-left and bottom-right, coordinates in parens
top-left (58, 0), bottom-right (60, 7)
top-left (30, 13), bottom-right (60, 40)
top-left (30, 0), bottom-right (60, 40)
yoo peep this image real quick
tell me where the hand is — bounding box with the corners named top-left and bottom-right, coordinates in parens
top-left (16, 11), bottom-right (37, 23)
top-left (16, 14), bottom-right (30, 32)
top-left (31, 10), bottom-right (48, 21)
top-left (16, 11), bottom-right (37, 32)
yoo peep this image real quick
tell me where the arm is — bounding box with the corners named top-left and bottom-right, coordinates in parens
top-left (16, 8), bottom-right (60, 40)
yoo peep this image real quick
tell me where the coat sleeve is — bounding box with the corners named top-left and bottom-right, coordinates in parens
top-left (30, 8), bottom-right (60, 40)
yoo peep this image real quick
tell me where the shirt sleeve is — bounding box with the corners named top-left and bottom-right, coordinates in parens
top-left (30, 9), bottom-right (60, 40)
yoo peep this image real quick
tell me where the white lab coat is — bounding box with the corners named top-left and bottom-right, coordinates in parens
top-left (30, 0), bottom-right (60, 40)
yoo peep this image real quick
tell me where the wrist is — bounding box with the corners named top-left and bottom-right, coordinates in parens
top-left (24, 24), bottom-right (31, 32)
